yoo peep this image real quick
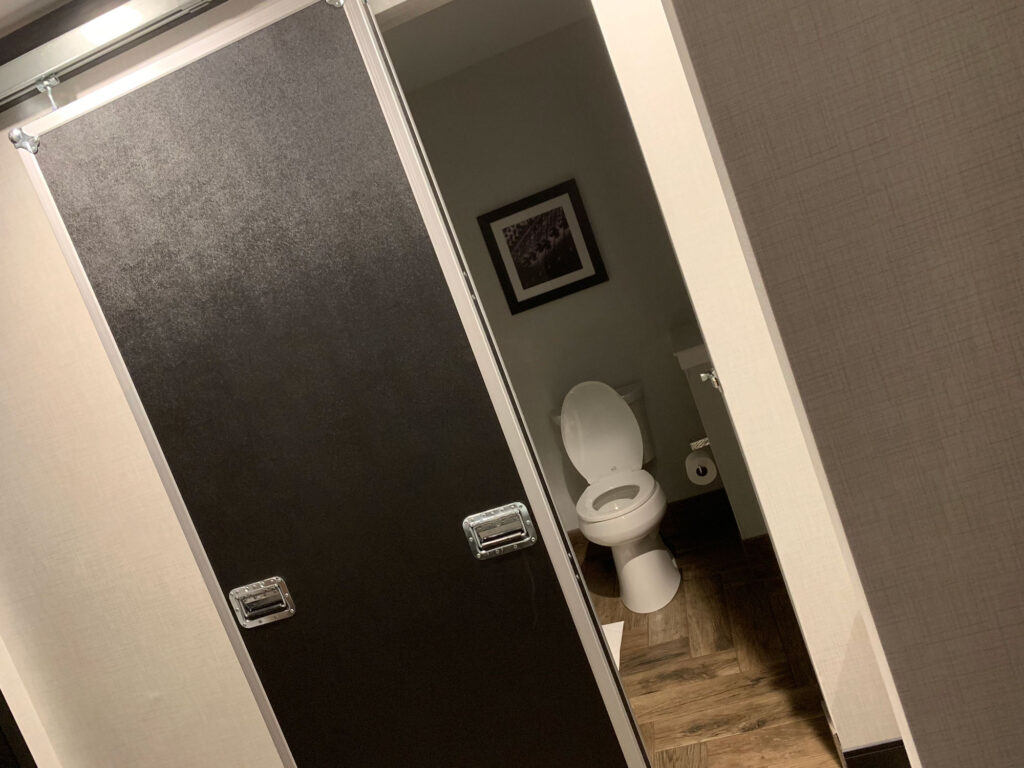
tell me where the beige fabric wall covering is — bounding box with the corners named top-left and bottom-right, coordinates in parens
top-left (673, 0), bottom-right (1024, 765)
top-left (0, 140), bottom-right (285, 767)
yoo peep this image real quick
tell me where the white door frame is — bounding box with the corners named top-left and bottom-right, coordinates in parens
top-left (12, 1), bottom-right (648, 765)
top-left (590, 0), bottom-right (920, 763)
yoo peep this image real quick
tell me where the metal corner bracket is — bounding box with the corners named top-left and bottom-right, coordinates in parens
top-left (8, 128), bottom-right (39, 154)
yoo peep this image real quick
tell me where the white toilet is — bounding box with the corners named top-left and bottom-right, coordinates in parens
top-left (560, 381), bottom-right (681, 613)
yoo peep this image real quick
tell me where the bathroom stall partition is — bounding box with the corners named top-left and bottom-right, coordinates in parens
top-left (12, 1), bottom-right (645, 765)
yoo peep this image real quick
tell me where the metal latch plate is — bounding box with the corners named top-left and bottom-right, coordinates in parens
top-left (228, 576), bottom-right (295, 628)
top-left (463, 502), bottom-right (537, 560)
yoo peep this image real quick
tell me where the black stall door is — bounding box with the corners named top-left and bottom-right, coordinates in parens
top-left (35, 4), bottom-right (626, 766)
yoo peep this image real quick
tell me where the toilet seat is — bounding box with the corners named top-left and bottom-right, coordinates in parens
top-left (576, 469), bottom-right (657, 523)
top-left (560, 381), bottom-right (644, 483)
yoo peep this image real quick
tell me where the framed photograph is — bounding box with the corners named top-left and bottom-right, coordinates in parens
top-left (477, 179), bottom-right (608, 314)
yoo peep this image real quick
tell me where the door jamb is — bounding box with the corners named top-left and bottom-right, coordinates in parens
top-left (589, 0), bottom-right (920, 763)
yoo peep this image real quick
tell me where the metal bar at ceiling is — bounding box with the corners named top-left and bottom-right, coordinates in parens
top-left (0, 0), bottom-right (214, 111)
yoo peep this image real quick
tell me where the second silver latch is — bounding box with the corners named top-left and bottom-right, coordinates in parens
top-left (463, 503), bottom-right (537, 560)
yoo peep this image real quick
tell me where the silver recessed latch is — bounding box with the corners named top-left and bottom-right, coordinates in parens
top-left (228, 576), bottom-right (295, 628)
top-left (463, 502), bottom-right (537, 560)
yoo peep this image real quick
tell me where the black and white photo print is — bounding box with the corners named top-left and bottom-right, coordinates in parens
top-left (478, 179), bottom-right (608, 314)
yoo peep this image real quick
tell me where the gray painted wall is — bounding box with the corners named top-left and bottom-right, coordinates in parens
top-left (674, 0), bottom-right (1024, 765)
top-left (402, 18), bottom-right (718, 530)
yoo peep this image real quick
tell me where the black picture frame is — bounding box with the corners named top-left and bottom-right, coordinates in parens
top-left (477, 179), bottom-right (608, 314)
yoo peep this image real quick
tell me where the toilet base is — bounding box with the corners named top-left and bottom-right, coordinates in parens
top-left (611, 530), bottom-right (681, 613)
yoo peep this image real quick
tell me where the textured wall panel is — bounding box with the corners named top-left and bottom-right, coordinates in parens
top-left (35, 4), bottom-right (624, 766)
top-left (674, 0), bottom-right (1024, 765)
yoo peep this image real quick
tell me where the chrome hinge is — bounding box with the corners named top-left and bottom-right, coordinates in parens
top-left (8, 128), bottom-right (39, 154)
top-left (699, 368), bottom-right (722, 392)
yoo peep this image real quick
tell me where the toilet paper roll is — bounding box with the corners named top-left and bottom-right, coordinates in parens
top-left (685, 449), bottom-right (718, 486)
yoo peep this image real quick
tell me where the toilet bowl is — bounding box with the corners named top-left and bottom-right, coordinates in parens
top-left (561, 381), bottom-right (680, 613)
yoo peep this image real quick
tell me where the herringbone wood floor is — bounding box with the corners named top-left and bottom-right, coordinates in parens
top-left (572, 492), bottom-right (842, 768)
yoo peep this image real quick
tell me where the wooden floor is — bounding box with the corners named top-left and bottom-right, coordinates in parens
top-left (572, 492), bottom-right (841, 768)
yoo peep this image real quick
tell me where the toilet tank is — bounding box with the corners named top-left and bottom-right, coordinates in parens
top-left (553, 381), bottom-right (655, 466)
top-left (618, 381), bottom-right (655, 466)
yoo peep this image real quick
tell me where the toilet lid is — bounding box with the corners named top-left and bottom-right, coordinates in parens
top-left (560, 381), bottom-right (643, 483)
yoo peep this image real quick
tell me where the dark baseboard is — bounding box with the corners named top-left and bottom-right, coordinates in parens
top-left (843, 740), bottom-right (911, 768)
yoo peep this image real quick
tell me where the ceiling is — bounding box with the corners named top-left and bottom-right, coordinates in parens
top-left (0, 0), bottom-right (71, 37)
top-left (383, 0), bottom-right (593, 92)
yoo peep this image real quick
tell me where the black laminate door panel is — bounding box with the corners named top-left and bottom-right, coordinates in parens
top-left (0, 692), bottom-right (34, 768)
top-left (35, 5), bottom-right (625, 766)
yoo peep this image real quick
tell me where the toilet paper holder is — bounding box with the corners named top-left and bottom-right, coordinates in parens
top-left (689, 437), bottom-right (711, 451)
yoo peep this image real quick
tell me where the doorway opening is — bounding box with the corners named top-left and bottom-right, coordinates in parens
top-left (383, 1), bottom-right (841, 765)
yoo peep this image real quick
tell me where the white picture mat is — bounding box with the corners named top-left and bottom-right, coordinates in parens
top-left (489, 192), bottom-right (596, 301)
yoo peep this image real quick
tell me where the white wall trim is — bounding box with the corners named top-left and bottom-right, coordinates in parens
top-left (590, 0), bottom-right (919, 761)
